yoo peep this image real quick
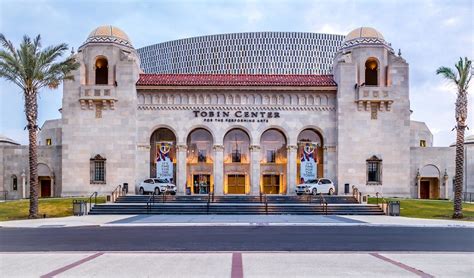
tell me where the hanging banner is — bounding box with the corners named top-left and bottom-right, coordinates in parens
top-left (156, 141), bottom-right (174, 182)
top-left (300, 142), bottom-right (318, 182)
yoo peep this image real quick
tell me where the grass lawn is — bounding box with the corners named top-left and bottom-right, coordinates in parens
top-left (0, 197), bottom-right (105, 221)
top-left (368, 197), bottom-right (474, 221)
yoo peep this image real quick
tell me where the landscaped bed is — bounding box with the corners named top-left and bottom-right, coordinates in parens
top-left (0, 197), bottom-right (105, 221)
top-left (368, 197), bottom-right (474, 221)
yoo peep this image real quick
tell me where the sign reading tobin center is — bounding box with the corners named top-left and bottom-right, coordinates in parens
top-left (193, 110), bottom-right (281, 123)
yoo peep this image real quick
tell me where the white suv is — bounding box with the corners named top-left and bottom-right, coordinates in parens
top-left (138, 178), bottom-right (177, 195)
top-left (295, 178), bottom-right (335, 195)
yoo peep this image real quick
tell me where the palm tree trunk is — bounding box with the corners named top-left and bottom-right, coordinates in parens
top-left (25, 91), bottom-right (39, 219)
top-left (453, 92), bottom-right (467, 219)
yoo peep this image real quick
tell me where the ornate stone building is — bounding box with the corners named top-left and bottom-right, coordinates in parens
top-left (1, 25), bottom-right (472, 199)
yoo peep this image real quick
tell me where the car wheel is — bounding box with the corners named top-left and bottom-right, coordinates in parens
top-left (154, 187), bottom-right (160, 195)
top-left (171, 192), bottom-right (176, 195)
top-left (329, 188), bottom-right (334, 195)
top-left (296, 193), bottom-right (302, 196)
top-left (139, 187), bottom-right (144, 195)
top-left (312, 188), bottom-right (318, 195)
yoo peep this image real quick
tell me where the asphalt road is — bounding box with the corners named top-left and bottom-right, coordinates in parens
top-left (1, 226), bottom-right (473, 252)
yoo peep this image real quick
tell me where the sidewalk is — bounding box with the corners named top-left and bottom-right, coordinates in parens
top-left (1, 214), bottom-right (473, 228)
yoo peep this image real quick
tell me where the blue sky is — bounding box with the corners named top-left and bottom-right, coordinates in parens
top-left (0, 0), bottom-right (473, 146)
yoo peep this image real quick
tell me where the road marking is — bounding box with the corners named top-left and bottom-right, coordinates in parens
top-left (40, 252), bottom-right (104, 278)
top-left (370, 253), bottom-right (434, 278)
top-left (231, 252), bottom-right (244, 278)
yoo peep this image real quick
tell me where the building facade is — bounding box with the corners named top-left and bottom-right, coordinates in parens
top-left (138, 32), bottom-right (344, 74)
top-left (1, 25), bottom-right (473, 200)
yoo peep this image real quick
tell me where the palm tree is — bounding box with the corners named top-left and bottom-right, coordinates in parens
top-left (0, 34), bottom-right (79, 218)
top-left (437, 57), bottom-right (472, 219)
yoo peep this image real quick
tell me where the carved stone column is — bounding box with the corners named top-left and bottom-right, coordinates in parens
top-left (250, 145), bottom-right (261, 195)
top-left (287, 145), bottom-right (298, 195)
top-left (443, 170), bottom-right (449, 199)
top-left (21, 170), bottom-right (26, 199)
top-left (213, 145), bottom-right (224, 195)
top-left (177, 145), bottom-right (188, 195)
top-left (416, 169), bottom-right (421, 199)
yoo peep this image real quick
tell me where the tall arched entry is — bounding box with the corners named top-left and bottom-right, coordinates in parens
top-left (297, 129), bottom-right (323, 184)
top-left (187, 128), bottom-right (214, 194)
top-left (260, 129), bottom-right (287, 194)
top-left (224, 129), bottom-right (250, 194)
top-left (418, 165), bottom-right (440, 199)
top-left (150, 128), bottom-right (177, 183)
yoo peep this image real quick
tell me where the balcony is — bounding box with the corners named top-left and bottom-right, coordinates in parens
top-left (356, 86), bottom-right (393, 111)
top-left (79, 85), bottom-right (117, 110)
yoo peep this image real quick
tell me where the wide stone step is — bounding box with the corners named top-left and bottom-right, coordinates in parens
top-left (115, 195), bottom-right (359, 204)
top-left (89, 203), bottom-right (384, 215)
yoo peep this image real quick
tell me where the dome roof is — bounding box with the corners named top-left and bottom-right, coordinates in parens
top-left (82, 25), bottom-right (133, 48)
top-left (340, 26), bottom-right (391, 52)
top-left (465, 134), bottom-right (474, 145)
top-left (344, 27), bottom-right (384, 42)
top-left (0, 134), bottom-right (20, 146)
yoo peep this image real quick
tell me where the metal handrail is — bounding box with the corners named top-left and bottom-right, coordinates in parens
top-left (111, 184), bottom-right (122, 203)
top-left (463, 192), bottom-right (473, 202)
top-left (319, 193), bottom-right (328, 215)
top-left (207, 189), bottom-right (214, 214)
top-left (88, 191), bottom-right (98, 213)
top-left (0, 191), bottom-right (7, 201)
top-left (264, 193), bottom-right (268, 215)
top-left (375, 192), bottom-right (389, 215)
top-left (147, 191), bottom-right (158, 214)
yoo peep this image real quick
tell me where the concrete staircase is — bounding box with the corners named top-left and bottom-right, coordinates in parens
top-left (89, 195), bottom-right (385, 215)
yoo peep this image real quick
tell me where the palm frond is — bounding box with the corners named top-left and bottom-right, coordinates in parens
top-left (436, 66), bottom-right (458, 84)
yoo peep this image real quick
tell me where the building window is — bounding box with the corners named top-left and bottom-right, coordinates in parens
top-left (365, 58), bottom-right (378, 86)
top-left (95, 57), bottom-right (108, 85)
top-left (90, 154), bottom-right (106, 184)
top-left (420, 140), bottom-right (426, 147)
top-left (366, 155), bottom-right (382, 184)
top-left (266, 150), bottom-right (276, 163)
top-left (46, 138), bottom-right (52, 146)
top-left (12, 175), bottom-right (18, 191)
top-left (198, 150), bottom-right (207, 163)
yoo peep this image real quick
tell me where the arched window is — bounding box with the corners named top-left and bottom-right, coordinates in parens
top-left (150, 128), bottom-right (176, 182)
top-left (224, 129), bottom-right (250, 194)
top-left (260, 129), bottom-right (287, 194)
top-left (12, 175), bottom-right (18, 191)
top-left (297, 129), bottom-right (323, 184)
top-left (187, 128), bottom-right (214, 194)
top-left (366, 155), bottom-right (382, 184)
top-left (90, 154), bottom-right (106, 184)
top-left (95, 57), bottom-right (108, 85)
top-left (365, 58), bottom-right (378, 86)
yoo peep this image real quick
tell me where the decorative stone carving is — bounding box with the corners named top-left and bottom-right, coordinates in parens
top-left (213, 145), bottom-right (224, 151)
top-left (177, 144), bottom-right (188, 151)
top-left (249, 145), bottom-right (261, 151)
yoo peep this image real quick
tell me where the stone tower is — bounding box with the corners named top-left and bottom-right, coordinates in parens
top-left (333, 27), bottom-right (411, 196)
top-left (61, 26), bottom-right (140, 195)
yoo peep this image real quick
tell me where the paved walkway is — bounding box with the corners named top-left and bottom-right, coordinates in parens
top-left (0, 214), bottom-right (473, 228)
top-left (1, 251), bottom-right (473, 277)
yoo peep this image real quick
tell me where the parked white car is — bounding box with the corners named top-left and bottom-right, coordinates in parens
top-left (138, 178), bottom-right (177, 195)
top-left (295, 178), bottom-right (335, 195)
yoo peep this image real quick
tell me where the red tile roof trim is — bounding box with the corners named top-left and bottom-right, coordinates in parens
top-left (136, 74), bottom-right (337, 87)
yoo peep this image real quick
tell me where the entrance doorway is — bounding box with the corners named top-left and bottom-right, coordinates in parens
top-left (227, 174), bottom-right (245, 194)
top-left (420, 180), bottom-right (430, 199)
top-left (420, 178), bottom-right (439, 199)
top-left (40, 178), bottom-right (51, 197)
top-left (262, 174), bottom-right (280, 194)
top-left (193, 174), bottom-right (210, 194)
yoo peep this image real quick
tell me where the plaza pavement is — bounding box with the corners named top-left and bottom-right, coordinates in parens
top-left (0, 251), bottom-right (473, 277)
top-left (0, 214), bottom-right (473, 228)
